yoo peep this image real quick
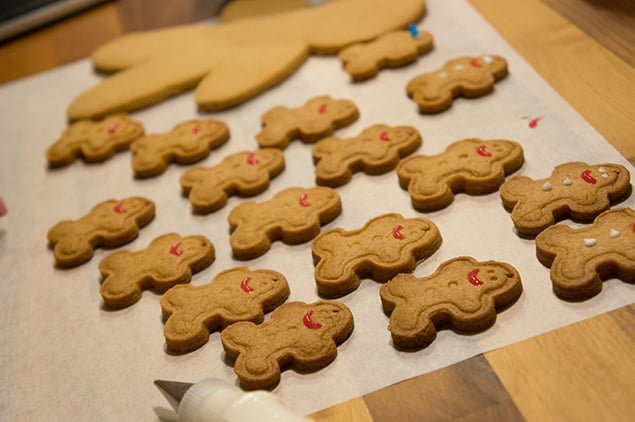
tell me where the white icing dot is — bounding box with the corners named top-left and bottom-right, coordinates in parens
top-left (542, 182), bottom-right (552, 191)
top-left (602, 173), bottom-right (609, 178)
top-left (609, 229), bottom-right (620, 238)
top-left (584, 238), bottom-right (597, 247)
top-left (563, 177), bottom-right (572, 186)
top-left (598, 167), bottom-right (606, 173)
top-left (454, 64), bottom-right (464, 71)
top-left (483, 55), bottom-right (493, 63)
top-left (439, 71), bottom-right (448, 79)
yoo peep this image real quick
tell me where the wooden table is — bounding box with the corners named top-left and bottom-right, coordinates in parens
top-left (1, 1), bottom-right (633, 420)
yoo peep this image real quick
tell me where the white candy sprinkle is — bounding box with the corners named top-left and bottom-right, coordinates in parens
top-left (542, 182), bottom-right (552, 191)
top-left (584, 238), bottom-right (597, 247)
top-left (563, 178), bottom-right (572, 186)
top-left (454, 64), bottom-right (464, 71)
top-left (483, 55), bottom-right (493, 63)
top-left (609, 229), bottom-right (620, 238)
top-left (602, 173), bottom-right (609, 178)
top-left (439, 71), bottom-right (448, 78)
top-left (598, 167), bottom-right (606, 173)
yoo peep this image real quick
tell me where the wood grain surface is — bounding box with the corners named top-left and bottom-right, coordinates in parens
top-left (0, 0), bottom-right (633, 420)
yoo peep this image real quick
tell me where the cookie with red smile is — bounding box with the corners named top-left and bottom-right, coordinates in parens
top-left (380, 257), bottom-right (522, 349)
top-left (535, 208), bottom-right (635, 300)
top-left (397, 139), bottom-right (524, 212)
top-left (312, 213), bottom-right (442, 297)
top-left (221, 300), bottom-right (354, 390)
top-left (500, 162), bottom-right (631, 236)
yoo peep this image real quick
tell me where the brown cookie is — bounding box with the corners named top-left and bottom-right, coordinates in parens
top-left (380, 256), bottom-right (522, 349)
top-left (228, 187), bottom-right (342, 260)
top-left (535, 208), bottom-right (635, 301)
top-left (406, 55), bottom-right (508, 113)
top-left (161, 267), bottom-right (290, 353)
top-left (180, 149), bottom-right (285, 213)
top-left (46, 114), bottom-right (144, 167)
top-left (339, 29), bottom-right (434, 81)
top-left (312, 213), bottom-right (442, 298)
top-left (99, 233), bottom-right (215, 309)
top-left (397, 139), bottom-right (524, 212)
top-left (221, 300), bottom-right (354, 390)
top-left (130, 119), bottom-right (229, 178)
top-left (256, 96), bottom-right (359, 149)
top-left (313, 124), bottom-right (422, 187)
top-left (500, 162), bottom-right (631, 236)
top-left (47, 197), bottom-right (155, 268)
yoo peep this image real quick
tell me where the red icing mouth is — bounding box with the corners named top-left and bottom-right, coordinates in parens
top-left (580, 170), bottom-right (597, 184)
top-left (318, 103), bottom-right (328, 114)
top-left (113, 202), bottom-right (126, 214)
top-left (192, 126), bottom-right (201, 135)
top-left (299, 193), bottom-right (309, 207)
top-left (107, 123), bottom-right (119, 135)
top-left (380, 132), bottom-right (390, 141)
top-left (476, 145), bottom-right (492, 157)
top-left (469, 58), bottom-right (482, 68)
top-left (467, 269), bottom-right (484, 286)
top-left (169, 242), bottom-right (183, 257)
top-left (240, 277), bottom-right (254, 293)
top-left (392, 224), bottom-right (405, 239)
top-left (246, 152), bottom-right (259, 165)
top-left (303, 310), bottom-right (323, 329)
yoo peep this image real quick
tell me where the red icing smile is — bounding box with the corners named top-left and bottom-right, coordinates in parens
top-left (192, 126), bottom-right (201, 135)
top-left (476, 145), bottom-right (492, 157)
top-left (246, 152), bottom-right (259, 166)
top-left (392, 224), bottom-right (405, 240)
top-left (240, 277), bottom-right (254, 293)
top-left (107, 123), bottom-right (119, 135)
top-left (169, 242), bottom-right (183, 257)
top-left (299, 193), bottom-right (309, 207)
top-left (113, 201), bottom-right (126, 214)
top-left (469, 58), bottom-right (482, 68)
top-left (467, 269), bottom-right (484, 286)
top-left (580, 170), bottom-right (597, 184)
top-left (303, 310), bottom-right (322, 329)
top-left (318, 103), bottom-right (328, 114)
top-left (380, 132), bottom-right (390, 141)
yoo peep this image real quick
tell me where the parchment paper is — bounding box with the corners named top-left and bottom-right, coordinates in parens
top-left (0, 0), bottom-right (633, 419)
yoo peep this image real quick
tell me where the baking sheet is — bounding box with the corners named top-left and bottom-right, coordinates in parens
top-left (0, 0), bottom-right (633, 419)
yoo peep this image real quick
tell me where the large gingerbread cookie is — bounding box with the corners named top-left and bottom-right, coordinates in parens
top-left (339, 29), bottom-right (433, 81)
top-left (313, 124), bottom-right (422, 187)
top-left (406, 55), bottom-right (508, 113)
top-left (131, 119), bottom-right (229, 178)
top-left (221, 300), bottom-right (354, 390)
top-left (180, 149), bottom-right (285, 213)
top-left (67, 0), bottom-right (426, 120)
top-left (229, 187), bottom-right (342, 260)
top-left (312, 213), bottom-right (442, 297)
top-left (500, 162), bottom-right (631, 236)
top-left (380, 257), bottom-right (522, 349)
top-left (397, 139), bottom-right (524, 211)
top-left (99, 233), bottom-right (215, 309)
top-left (161, 267), bottom-right (290, 353)
top-left (256, 96), bottom-right (359, 149)
top-left (47, 197), bottom-right (155, 268)
top-left (46, 114), bottom-right (144, 167)
top-left (535, 208), bottom-right (635, 301)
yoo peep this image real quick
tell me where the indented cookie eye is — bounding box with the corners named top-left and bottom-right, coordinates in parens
top-left (486, 269), bottom-right (495, 274)
top-left (490, 276), bottom-right (498, 281)
top-left (459, 153), bottom-right (468, 159)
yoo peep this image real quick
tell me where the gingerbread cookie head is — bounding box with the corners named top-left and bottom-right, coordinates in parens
top-left (161, 267), bottom-right (290, 352)
top-left (47, 114), bottom-right (144, 167)
top-left (47, 197), bottom-right (155, 268)
top-left (99, 233), bottom-right (215, 309)
top-left (180, 149), bottom-right (285, 213)
top-left (406, 54), bottom-right (508, 113)
top-left (500, 162), bottom-right (631, 236)
top-left (221, 300), bottom-right (354, 389)
top-left (381, 257), bottom-right (522, 349)
top-left (256, 96), bottom-right (360, 149)
top-left (312, 213), bottom-right (442, 297)
top-left (535, 208), bottom-right (635, 301)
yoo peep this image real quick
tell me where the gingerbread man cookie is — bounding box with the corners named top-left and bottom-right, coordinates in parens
top-left (312, 213), bottom-right (442, 297)
top-left (313, 124), bottom-right (422, 187)
top-left (46, 114), bottom-right (144, 167)
top-left (99, 233), bottom-right (215, 309)
top-left (229, 187), bottom-right (342, 260)
top-left (397, 139), bottom-right (524, 212)
top-left (47, 197), bottom-right (155, 268)
top-left (161, 267), bottom-right (290, 353)
top-left (256, 96), bottom-right (359, 149)
top-left (339, 29), bottom-right (433, 81)
top-left (406, 55), bottom-right (508, 113)
top-left (535, 208), bottom-right (635, 301)
top-left (500, 162), bottom-right (631, 236)
top-left (180, 149), bottom-right (285, 213)
top-left (221, 300), bottom-right (354, 390)
top-left (380, 257), bottom-right (522, 349)
top-left (131, 119), bottom-right (229, 178)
